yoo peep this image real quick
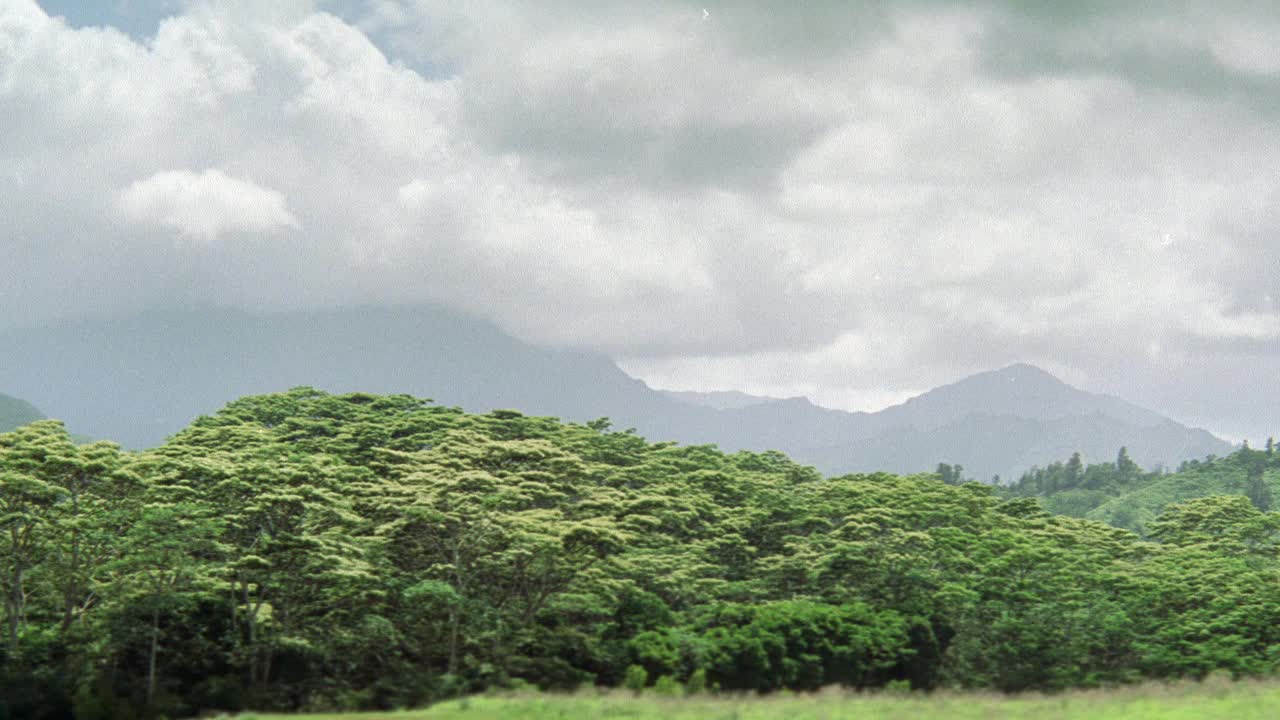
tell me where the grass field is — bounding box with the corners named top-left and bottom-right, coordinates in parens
top-left (234, 678), bottom-right (1280, 720)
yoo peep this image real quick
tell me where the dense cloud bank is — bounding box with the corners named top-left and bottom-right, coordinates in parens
top-left (3, 0), bottom-right (1279, 439)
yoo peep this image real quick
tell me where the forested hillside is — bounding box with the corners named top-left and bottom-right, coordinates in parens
top-left (0, 392), bottom-right (44, 432)
top-left (2, 390), bottom-right (1279, 719)
top-left (1008, 443), bottom-right (1279, 532)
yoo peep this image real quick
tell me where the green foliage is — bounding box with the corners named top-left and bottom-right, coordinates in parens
top-left (2, 388), bottom-right (1279, 717)
top-left (651, 675), bottom-right (682, 696)
top-left (623, 665), bottom-right (649, 692)
top-left (684, 668), bottom-right (707, 694)
top-left (697, 601), bottom-right (908, 692)
top-left (1009, 444), bottom-right (1280, 534)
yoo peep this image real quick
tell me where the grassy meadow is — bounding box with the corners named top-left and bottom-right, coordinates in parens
top-left (234, 679), bottom-right (1280, 720)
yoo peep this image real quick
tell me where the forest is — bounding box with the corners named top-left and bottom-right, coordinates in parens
top-left (1005, 442), bottom-right (1278, 530)
top-left (2, 388), bottom-right (1279, 719)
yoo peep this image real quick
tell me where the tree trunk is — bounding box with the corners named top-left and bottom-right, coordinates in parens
top-left (62, 484), bottom-right (82, 632)
top-left (146, 606), bottom-right (159, 705)
top-left (261, 646), bottom-right (274, 692)
top-left (449, 544), bottom-right (463, 675)
top-left (61, 586), bottom-right (78, 632)
top-left (7, 564), bottom-right (23, 651)
top-left (5, 597), bottom-right (17, 652)
top-left (244, 584), bottom-right (258, 689)
top-left (447, 608), bottom-right (459, 675)
top-left (229, 584), bottom-right (238, 640)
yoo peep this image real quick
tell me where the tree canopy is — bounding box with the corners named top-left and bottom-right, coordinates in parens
top-left (2, 389), bottom-right (1278, 718)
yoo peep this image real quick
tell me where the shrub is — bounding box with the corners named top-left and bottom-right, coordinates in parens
top-left (686, 668), bottom-right (707, 695)
top-left (652, 675), bottom-right (683, 696)
top-left (622, 665), bottom-right (649, 693)
top-left (884, 679), bottom-right (912, 694)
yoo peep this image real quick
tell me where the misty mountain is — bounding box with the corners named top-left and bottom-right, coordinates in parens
top-left (659, 389), bottom-right (784, 411)
top-left (0, 305), bottom-right (673, 451)
top-left (0, 305), bottom-right (1231, 480)
top-left (677, 364), bottom-right (1230, 481)
top-left (0, 392), bottom-right (45, 433)
top-left (871, 363), bottom-right (1168, 431)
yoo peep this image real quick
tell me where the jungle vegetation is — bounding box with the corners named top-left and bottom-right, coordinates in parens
top-left (2, 389), bottom-right (1278, 718)
top-left (1007, 442), bottom-right (1279, 531)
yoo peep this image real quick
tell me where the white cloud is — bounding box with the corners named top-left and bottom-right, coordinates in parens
top-left (3, 0), bottom-right (1280, 440)
top-left (1207, 19), bottom-right (1280, 76)
top-left (118, 169), bottom-right (299, 241)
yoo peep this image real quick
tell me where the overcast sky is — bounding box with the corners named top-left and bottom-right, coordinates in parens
top-left (4, 0), bottom-right (1279, 442)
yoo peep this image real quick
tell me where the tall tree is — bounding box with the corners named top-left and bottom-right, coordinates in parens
top-left (1244, 466), bottom-right (1273, 513)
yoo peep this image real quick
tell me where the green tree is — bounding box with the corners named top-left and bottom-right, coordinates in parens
top-left (1116, 447), bottom-right (1139, 482)
top-left (107, 494), bottom-right (222, 706)
top-left (1244, 466), bottom-right (1273, 512)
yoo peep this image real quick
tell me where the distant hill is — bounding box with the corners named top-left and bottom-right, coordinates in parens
top-left (0, 305), bottom-right (1232, 479)
top-left (1085, 450), bottom-right (1280, 530)
top-left (873, 363), bottom-right (1167, 430)
top-left (812, 364), bottom-right (1231, 482)
top-left (0, 305), bottom-right (679, 450)
top-left (1007, 443), bottom-right (1279, 533)
top-left (0, 392), bottom-right (45, 432)
top-left (659, 388), bottom-right (783, 410)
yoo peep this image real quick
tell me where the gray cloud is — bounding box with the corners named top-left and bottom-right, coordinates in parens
top-left (4, 0), bottom-right (1280, 442)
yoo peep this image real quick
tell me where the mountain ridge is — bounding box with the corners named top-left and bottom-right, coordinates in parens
top-left (871, 363), bottom-right (1168, 431)
top-left (0, 305), bottom-right (1231, 480)
top-left (659, 388), bottom-right (789, 411)
top-left (0, 392), bottom-right (46, 432)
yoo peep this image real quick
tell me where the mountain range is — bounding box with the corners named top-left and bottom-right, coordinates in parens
top-left (0, 305), bottom-right (1231, 481)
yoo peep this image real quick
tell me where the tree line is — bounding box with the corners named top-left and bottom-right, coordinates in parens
top-left (1008, 442), bottom-right (1278, 530)
top-left (3, 389), bottom-right (1280, 718)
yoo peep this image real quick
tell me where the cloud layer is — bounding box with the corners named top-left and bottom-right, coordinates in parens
top-left (4, 0), bottom-right (1280, 442)
top-left (119, 169), bottom-right (299, 241)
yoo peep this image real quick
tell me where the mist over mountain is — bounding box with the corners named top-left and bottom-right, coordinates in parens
top-left (0, 305), bottom-right (1230, 480)
top-left (659, 389), bottom-right (784, 411)
top-left (0, 305), bottom-right (670, 450)
top-left (872, 363), bottom-right (1168, 431)
top-left (0, 392), bottom-right (45, 433)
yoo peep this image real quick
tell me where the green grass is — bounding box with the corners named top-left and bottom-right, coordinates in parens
top-left (234, 678), bottom-right (1280, 720)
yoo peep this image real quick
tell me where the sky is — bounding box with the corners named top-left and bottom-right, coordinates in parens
top-left (3, 0), bottom-right (1279, 443)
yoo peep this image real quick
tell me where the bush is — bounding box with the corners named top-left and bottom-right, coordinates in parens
top-left (622, 665), bottom-right (648, 693)
top-left (884, 679), bottom-right (912, 694)
top-left (506, 678), bottom-right (539, 693)
top-left (652, 675), bottom-right (683, 696)
top-left (685, 668), bottom-right (707, 695)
